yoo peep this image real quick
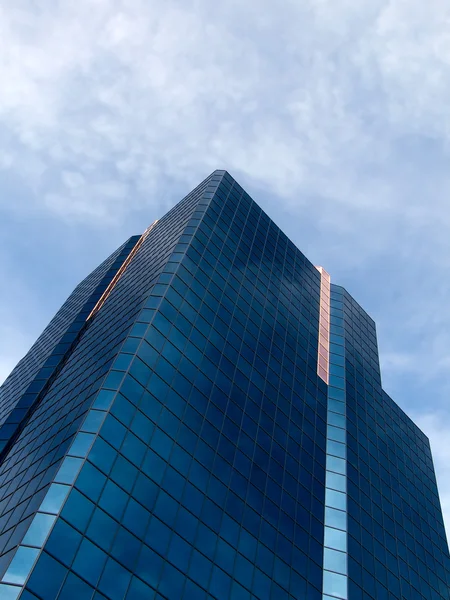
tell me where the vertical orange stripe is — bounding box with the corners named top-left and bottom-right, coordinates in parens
top-left (315, 266), bottom-right (331, 384)
top-left (86, 220), bottom-right (159, 322)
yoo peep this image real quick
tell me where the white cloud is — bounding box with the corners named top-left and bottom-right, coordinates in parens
top-left (1, 0), bottom-right (450, 227)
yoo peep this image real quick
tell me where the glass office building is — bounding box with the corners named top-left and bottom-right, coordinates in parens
top-left (0, 170), bottom-right (448, 600)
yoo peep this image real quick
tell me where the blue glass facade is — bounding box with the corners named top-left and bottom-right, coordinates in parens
top-left (323, 283), bottom-right (348, 600)
top-left (0, 170), bottom-right (448, 600)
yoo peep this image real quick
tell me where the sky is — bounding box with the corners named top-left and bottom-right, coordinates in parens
top-left (1, 0), bottom-right (450, 534)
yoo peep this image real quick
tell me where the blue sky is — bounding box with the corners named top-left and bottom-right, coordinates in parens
top-left (1, 0), bottom-right (450, 532)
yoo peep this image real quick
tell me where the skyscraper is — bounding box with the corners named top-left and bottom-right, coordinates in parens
top-left (0, 170), bottom-right (448, 600)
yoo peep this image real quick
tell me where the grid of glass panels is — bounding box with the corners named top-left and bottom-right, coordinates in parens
top-left (17, 171), bottom-right (328, 599)
top-left (323, 286), bottom-right (347, 600)
top-left (0, 170), bottom-right (449, 600)
top-left (0, 237), bottom-right (139, 430)
top-left (0, 172), bottom-right (222, 591)
top-left (0, 237), bottom-right (142, 458)
top-left (0, 433), bottom-right (85, 598)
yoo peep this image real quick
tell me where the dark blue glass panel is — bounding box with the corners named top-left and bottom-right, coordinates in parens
top-left (26, 552), bottom-right (67, 598)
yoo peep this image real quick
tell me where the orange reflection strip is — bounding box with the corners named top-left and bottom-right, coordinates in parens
top-left (315, 266), bottom-right (331, 384)
top-left (87, 220), bottom-right (159, 322)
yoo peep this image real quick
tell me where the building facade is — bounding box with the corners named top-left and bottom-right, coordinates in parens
top-left (0, 170), bottom-right (448, 600)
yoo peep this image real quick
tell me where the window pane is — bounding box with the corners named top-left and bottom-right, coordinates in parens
top-left (325, 507), bottom-right (347, 531)
top-left (327, 426), bottom-right (345, 444)
top-left (81, 410), bottom-right (106, 434)
top-left (324, 527), bottom-right (347, 552)
top-left (54, 457), bottom-right (83, 484)
top-left (327, 456), bottom-right (346, 475)
top-left (328, 400), bottom-right (345, 415)
top-left (2, 547), bottom-right (39, 585)
top-left (326, 440), bottom-right (346, 459)
top-left (327, 412), bottom-right (346, 429)
top-left (326, 471), bottom-right (346, 493)
top-left (323, 548), bottom-right (347, 575)
top-left (325, 489), bottom-right (346, 511)
top-left (323, 570), bottom-right (347, 599)
top-left (22, 513), bottom-right (56, 547)
top-left (0, 584), bottom-right (21, 600)
top-left (40, 484), bottom-right (70, 515)
top-left (69, 433), bottom-right (95, 458)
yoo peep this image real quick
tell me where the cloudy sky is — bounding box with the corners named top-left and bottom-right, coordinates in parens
top-left (2, 0), bottom-right (450, 532)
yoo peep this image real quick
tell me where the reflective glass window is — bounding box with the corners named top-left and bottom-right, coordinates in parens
top-left (2, 547), bottom-right (39, 585)
top-left (54, 457), bottom-right (83, 484)
top-left (0, 585), bottom-right (21, 600)
top-left (324, 526), bottom-right (347, 552)
top-left (323, 547), bottom-right (347, 575)
top-left (40, 484), bottom-right (70, 515)
top-left (69, 433), bottom-right (95, 458)
top-left (22, 513), bottom-right (56, 547)
top-left (323, 570), bottom-right (348, 599)
top-left (325, 507), bottom-right (347, 531)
